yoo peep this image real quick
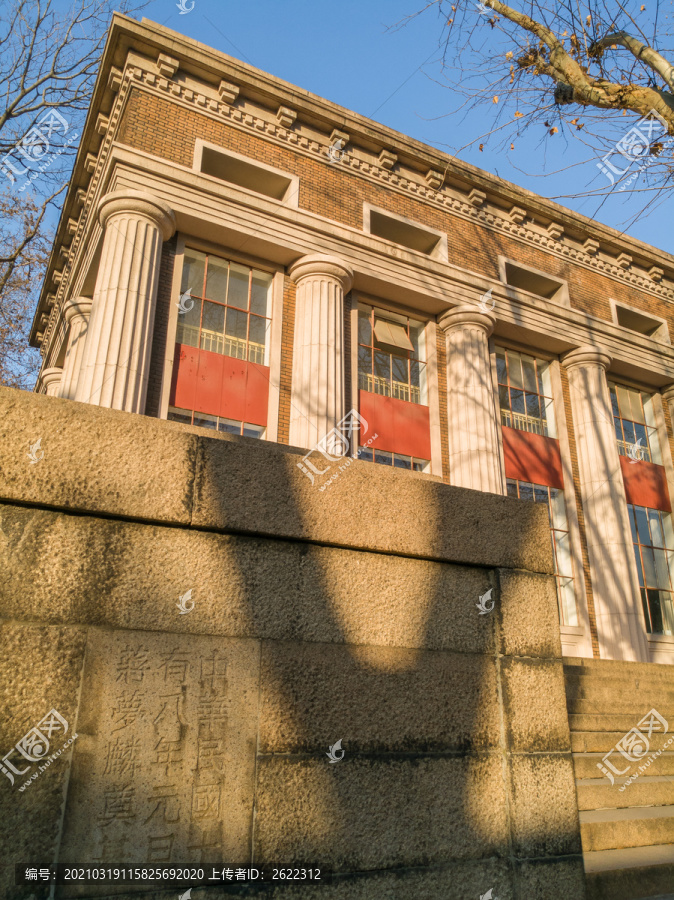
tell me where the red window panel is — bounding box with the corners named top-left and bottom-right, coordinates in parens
top-left (359, 390), bottom-right (431, 459)
top-left (502, 425), bottom-right (564, 490)
top-left (170, 344), bottom-right (269, 427)
top-left (620, 456), bottom-right (671, 513)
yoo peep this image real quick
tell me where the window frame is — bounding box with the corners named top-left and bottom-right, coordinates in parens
top-left (495, 345), bottom-right (557, 438)
top-left (498, 255), bottom-right (570, 306)
top-left (357, 303), bottom-right (428, 406)
top-left (628, 502), bottom-right (674, 636)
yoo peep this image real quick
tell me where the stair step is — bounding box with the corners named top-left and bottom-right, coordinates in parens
top-left (577, 775), bottom-right (674, 810)
top-left (574, 752), bottom-right (674, 780)
top-left (580, 805), bottom-right (674, 851)
top-left (567, 699), bottom-right (674, 716)
top-left (584, 844), bottom-right (674, 900)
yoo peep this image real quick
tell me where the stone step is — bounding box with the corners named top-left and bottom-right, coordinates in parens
top-left (580, 805), bottom-right (674, 851)
top-left (574, 752), bottom-right (674, 780)
top-left (572, 732), bottom-right (674, 753)
top-left (565, 658), bottom-right (674, 681)
top-left (567, 698), bottom-right (674, 716)
top-left (577, 775), bottom-right (674, 810)
top-left (584, 843), bottom-right (674, 900)
top-left (570, 713), bottom-right (674, 734)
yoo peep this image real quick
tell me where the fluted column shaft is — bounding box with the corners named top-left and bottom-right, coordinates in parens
top-left (563, 347), bottom-right (649, 661)
top-left (288, 254), bottom-right (353, 450)
top-left (59, 298), bottom-right (92, 400)
top-left (75, 191), bottom-right (176, 412)
top-left (440, 305), bottom-right (505, 494)
top-left (41, 367), bottom-right (63, 397)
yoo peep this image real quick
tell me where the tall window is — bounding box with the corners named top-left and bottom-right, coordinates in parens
top-left (358, 308), bottom-right (427, 405)
top-left (496, 348), bottom-right (556, 437)
top-left (507, 478), bottom-right (578, 626)
top-left (609, 383), bottom-right (661, 463)
top-left (176, 250), bottom-right (273, 366)
top-left (629, 504), bottom-right (674, 635)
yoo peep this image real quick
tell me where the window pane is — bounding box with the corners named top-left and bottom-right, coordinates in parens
top-left (499, 384), bottom-right (510, 412)
top-left (167, 407), bottom-right (192, 425)
top-left (616, 385), bottom-right (632, 419)
top-left (358, 312), bottom-right (372, 345)
top-left (629, 389), bottom-right (646, 425)
top-left (648, 590), bottom-right (667, 634)
top-left (391, 355), bottom-right (408, 387)
top-left (654, 548), bottom-right (670, 588)
top-left (525, 392), bottom-right (541, 420)
top-left (374, 449), bottom-right (393, 466)
top-left (506, 479), bottom-right (519, 499)
top-left (250, 271), bottom-right (272, 316)
top-left (534, 485), bottom-right (549, 506)
top-left (248, 316), bottom-right (269, 364)
top-left (510, 389), bottom-right (525, 415)
top-left (218, 418), bottom-right (241, 435)
top-left (225, 307), bottom-right (248, 341)
top-left (662, 593), bottom-right (674, 635)
top-left (357, 446), bottom-right (373, 461)
top-left (519, 482), bottom-right (534, 502)
top-left (181, 250), bottom-right (206, 295)
top-left (555, 531), bottom-right (573, 577)
top-left (521, 356), bottom-right (537, 393)
top-left (373, 350), bottom-right (390, 382)
top-left (496, 349), bottom-right (507, 384)
top-left (358, 346), bottom-right (373, 379)
top-left (635, 506), bottom-right (651, 546)
top-left (394, 455), bottom-right (412, 470)
top-left (622, 419), bottom-right (636, 445)
top-left (227, 263), bottom-right (249, 309)
top-left (642, 547), bottom-right (658, 587)
top-left (243, 423), bottom-right (265, 439)
top-left (663, 512), bottom-right (674, 548)
top-left (410, 322), bottom-right (425, 361)
top-left (205, 257), bottom-right (228, 301)
top-left (413, 459), bottom-right (430, 473)
top-left (609, 384), bottom-right (620, 418)
top-left (507, 351), bottom-right (523, 389)
top-left (649, 509), bottom-right (665, 549)
top-left (193, 413), bottom-right (218, 430)
top-left (614, 418), bottom-right (624, 444)
top-left (200, 301), bottom-right (226, 354)
top-left (549, 489), bottom-right (569, 531)
top-left (175, 298), bottom-right (202, 347)
top-left (559, 578), bottom-right (578, 626)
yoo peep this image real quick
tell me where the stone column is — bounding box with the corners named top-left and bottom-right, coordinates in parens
top-left (59, 298), bottom-right (92, 400)
top-left (75, 190), bottom-right (176, 412)
top-left (288, 254), bottom-right (353, 450)
top-left (41, 367), bottom-right (63, 397)
top-left (563, 347), bottom-right (649, 662)
top-left (439, 304), bottom-right (505, 494)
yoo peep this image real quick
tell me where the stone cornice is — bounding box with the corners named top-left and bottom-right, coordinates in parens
top-left (31, 14), bottom-right (674, 353)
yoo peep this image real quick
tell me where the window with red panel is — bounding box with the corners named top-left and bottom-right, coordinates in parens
top-left (356, 306), bottom-right (431, 472)
top-left (169, 250), bottom-right (273, 437)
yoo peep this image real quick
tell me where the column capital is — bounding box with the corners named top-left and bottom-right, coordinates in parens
top-left (97, 190), bottom-right (176, 241)
top-left (63, 297), bottom-right (92, 324)
top-left (562, 346), bottom-right (611, 371)
top-left (288, 254), bottom-right (353, 293)
top-left (661, 384), bottom-right (674, 404)
top-left (438, 303), bottom-right (495, 337)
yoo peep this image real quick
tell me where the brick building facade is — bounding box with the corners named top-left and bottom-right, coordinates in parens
top-left (31, 14), bottom-right (674, 666)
